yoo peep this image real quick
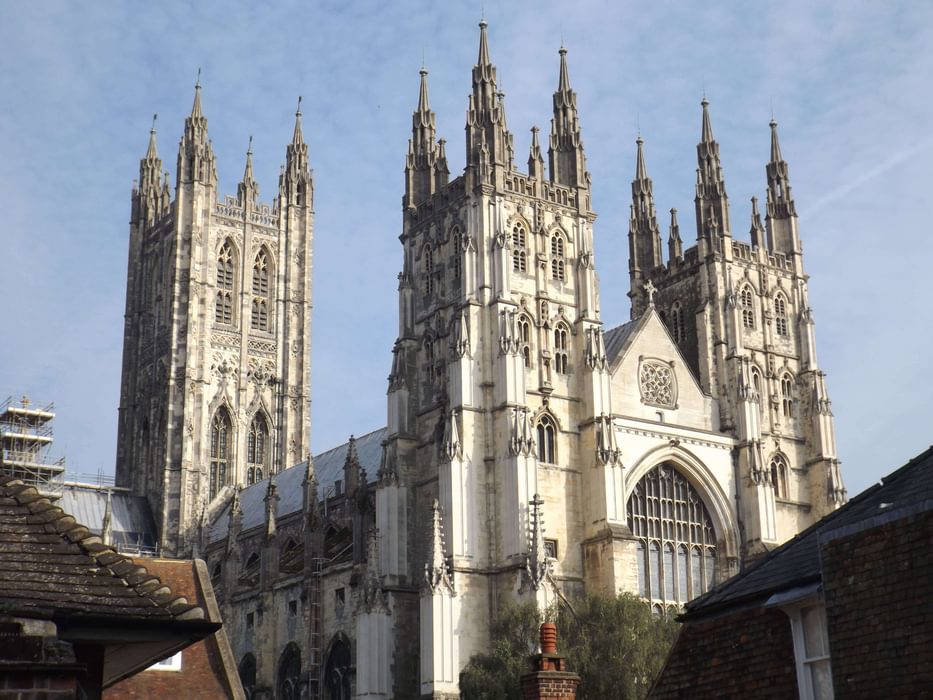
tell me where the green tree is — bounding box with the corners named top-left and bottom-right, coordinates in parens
top-left (459, 601), bottom-right (541, 700)
top-left (459, 593), bottom-right (678, 700)
top-left (558, 593), bottom-right (678, 699)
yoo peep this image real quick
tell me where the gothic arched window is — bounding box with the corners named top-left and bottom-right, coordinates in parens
top-left (770, 453), bottom-right (789, 499)
top-left (671, 301), bottom-right (686, 344)
top-left (781, 373), bottom-right (795, 418)
top-left (553, 323), bottom-right (569, 375)
top-left (774, 293), bottom-right (789, 337)
top-left (238, 654), bottom-right (257, 700)
top-left (536, 414), bottom-right (557, 464)
top-left (277, 643), bottom-right (302, 700)
top-left (517, 314), bottom-right (532, 368)
top-left (740, 285), bottom-right (755, 329)
top-left (512, 223), bottom-right (528, 273)
top-left (251, 248), bottom-right (273, 331)
top-left (324, 637), bottom-right (352, 700)
top-left (215, 240), bottom-right (237, 325)
top-left (247, 414), bottom-right (269, 485)
top-left (424, 246), bottom-right (435, 297)
top-left (550, 233), bottom-right (566, 282)
top-left (209, 408), bottom-right (232, 499)
top-left (451, 227), bottom-right (463, 282)
top-left (628, 464), bottom-right (717, 606)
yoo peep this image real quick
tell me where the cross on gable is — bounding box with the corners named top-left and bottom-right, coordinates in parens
top-left (644, 280), bottom-right (657, 305)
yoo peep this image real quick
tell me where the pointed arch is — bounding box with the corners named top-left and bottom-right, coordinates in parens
top-left (247, 412), bottom-right (270, 484)
top-left (774, 292), bottom-right (789, 336)
top-left (238, 654), bottom-right (257, 700)
top-left (781, 371), bottom-right (796, 418)
top-left (516, 313), bottom-right (533, 368)
top-left (670, 300), bottom-right (686, 344)
top-left (535, 412), bottom-right (557, 464)
top-left (251, 245), bottom-right (274, 332)
top-left (324, 634), bottom-right (352, 700)
top-left (769, 451), bottom-right (789, 499)
top-left (550, 230), bottom-right (566, 282)
top-left (209, 406), bottom-right (233, 500)
top-left (450, 225), bottom-right (463, 282)
top-left (510, 219), bottom-right (529, 274)
top-left (553, 321), bottom-right (570, 374)
top-left (740, 284), bottom-right (755, 329)
top-left (215, 238), bottom-right (238, 326)
top-left (277, 642), bottom-right (302, 700)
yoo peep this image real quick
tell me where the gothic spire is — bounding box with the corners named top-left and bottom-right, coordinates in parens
top-left (628, 137), bottom-right (662, 314)
top-left (282, 97), bottom-right (313, 206)
top-left (528, 126), bottom-right (545, 179)
top-left (145, 114), bottom-right (159, 162)
top-left (136, 114), bottom-right (165, 226)
top-left (466, 20), bottom-right (512, 175)
top-left (694, 98), bottom-right (730, 246)
top-left (548, 46), bottom-right (588, 190)
top-left (178, 74), bottom-right (216, 185)
top-left (765, 119), bottom-right (796, 219)
top-left (344, 435), bottom-right (362, 495)
top-left (405, 68), bottom-right (447, 208)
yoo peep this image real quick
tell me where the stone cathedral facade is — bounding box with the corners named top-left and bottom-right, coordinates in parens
top-left (116, 22), bottom-right (845, 700)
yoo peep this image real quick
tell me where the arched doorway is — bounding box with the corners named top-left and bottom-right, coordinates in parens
top-left (237, 653), bottom-right (256, 699)
top-left (324, 636), bottom-right (352, 700)
top-left (277, 643), bottom-right (301, 700)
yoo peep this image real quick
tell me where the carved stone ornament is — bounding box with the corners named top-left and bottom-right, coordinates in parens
top-left (638, 358), bottom-right (677, 409)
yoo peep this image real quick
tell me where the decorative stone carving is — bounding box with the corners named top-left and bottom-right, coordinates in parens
top-left (638, 358), bottom-right (676, 408)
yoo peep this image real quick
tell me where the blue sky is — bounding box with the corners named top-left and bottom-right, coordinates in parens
top-left (0, 1), bottom-right (930, 498)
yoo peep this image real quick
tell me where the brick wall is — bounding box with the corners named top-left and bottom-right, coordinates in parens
top-left (821, 508), bottom-right (933, 698)
top-left (0, 671), bottom-right (79, 700)
top-left (519, 624), bottom-right (579, 700)
top-left (648, 607), bottom-right (797, 699)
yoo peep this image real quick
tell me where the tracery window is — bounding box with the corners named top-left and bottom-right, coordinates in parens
top-left (553, 324), bottom-right (569, 375)
top-left (740, 285), bottom-right (755, 329)
top-left (639, 360), bottom-right (676, 408)
top-left (671, 301), bottom-right (686, 344)
top-left (517, 314), bottom-right (532, 368)
top-left (251, 249), bottom-right (272, 331)
top-left (512, 223), bottom-right (528, 273)
top-left (238, 654), bottom-right (257, 700)
top-left (550, 233), bottom-right (566, 281)
top-left (628, 464), bottom-right (717, 607)
top-left (215, 240), bottom-right (237, 325)
top-left (277, 643), bottom-right (302, 700)
top-left (770, 453), bottom-right (789, 499)
top-left (775, 293), bottom-right (789, 336)
top-left (209, 407), bottom-right (232, 500)
top-left (451, 228), bottom-right (462, 282)
top-left (324, 638), bottom-right (351, 700)
top-left (424, 246), bottom-right (435, 296)
top-left (536, 414), bottom-right (556, 464)
top-left (750, 364), bottom-right (764, 417)
top-left (781, 373), bottom-right (795, 418)
top-left (247, 414), bottom-right (269, 485)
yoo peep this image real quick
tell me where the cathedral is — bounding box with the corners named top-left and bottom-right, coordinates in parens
top-left (114, 21), bottom-right (846, 700)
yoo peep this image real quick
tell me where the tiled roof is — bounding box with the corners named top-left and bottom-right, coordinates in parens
top-left (0, 475), bottom-right (206, 622)
top-left (207, 427), bottom-right (387, 543)
top-left (684, 446), bottom-right (933, 620)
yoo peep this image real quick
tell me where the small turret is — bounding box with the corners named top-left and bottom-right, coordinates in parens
top-left (237, 136), bottom-right (259, 207)
top-left (344, 435), bottom-right (362, 496)
top-left (134, 114), bottom-right (166, 227)
top-left (694, 98), bottom-right (731, 250)
top-left (177, 75), bottom-right (216, 186)
top-left (749, 196), bottom-right (765, 248)
top-left (628, 137), bottom-right (663, 316)
top-left (264, 477), bottom-right (279, 540)
top-left (528, 126), bottom-right (545, 180)
top-left (668, 208), bottom-right (683, 262)
top-left (548, 46), bottom-right (589, 191)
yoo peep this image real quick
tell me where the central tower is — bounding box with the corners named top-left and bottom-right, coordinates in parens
top-left (375, 23), bottom-right (606, 698)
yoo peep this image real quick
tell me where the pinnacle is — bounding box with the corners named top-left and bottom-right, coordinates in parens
top-left (243, 136), bottom-right (254, 183)
top-left (769, 118), bottom-right (783, 163)
top-left (635, 135), bottom-right (649, 180)
top-left (700, 97), bottom-right (714, 144)
top-left (557, 45), bottom-right (572, 94)
top-left (145, 114), bottom-right (158, 161)
top-left (191, 71), bottom-right (204, 120)
top-left (292, 96), bottom-right (304, 146)
top-left (417, 66), bottom-right (431, 115)
top-left (477, 19), bottom-right (491, 67)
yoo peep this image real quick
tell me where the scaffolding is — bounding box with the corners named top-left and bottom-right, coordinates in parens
top-left (0, 395), bottom-right (65, 498)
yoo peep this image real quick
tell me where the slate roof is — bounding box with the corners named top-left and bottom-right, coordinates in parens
top-left (59, 484), bottom-right (159, 552)
top-left (603, 321), bottom-right (637, 364)
top-left (683, 445), bottom-right (933, 620)
top-left (0, 475), bottom-right (208, 623)
top-left (207, 426), bottom-right (387, 543)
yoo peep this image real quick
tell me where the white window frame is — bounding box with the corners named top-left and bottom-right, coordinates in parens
top-left (768, 588), bottom-right (834, 700)
top-left (148, 650), bottom-right (183, 672)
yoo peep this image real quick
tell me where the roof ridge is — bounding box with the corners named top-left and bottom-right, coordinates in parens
top-left (0, 475), bottom-right (204, 621)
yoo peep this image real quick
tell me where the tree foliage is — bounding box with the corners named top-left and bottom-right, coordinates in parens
top-left (459, 593), bottom-right (678, 700)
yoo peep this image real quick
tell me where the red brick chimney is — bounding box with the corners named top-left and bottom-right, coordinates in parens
top-left (520, 622), bottom-right (580, 700)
